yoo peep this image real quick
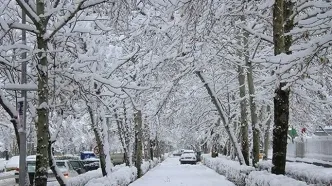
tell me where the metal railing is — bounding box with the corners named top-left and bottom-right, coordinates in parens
top-left (287, 136), bottom-right (332, 162)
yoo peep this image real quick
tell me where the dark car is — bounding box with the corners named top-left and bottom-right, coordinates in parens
top-left (82, 158), bottom-right (100, 172)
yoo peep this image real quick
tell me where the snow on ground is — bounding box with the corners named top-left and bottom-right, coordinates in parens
top-left (257, 160), bottom-right (332, 185)
top-left (84, 158), bottom-right (161, 186)
top-left (246, 171), bottom-right (308, 186)
top-left (202, 154), bottom-right (254, 186)
top-left (0, 171), bottom-right (16, 186)
top-left (128, 157), bottom-right (235, 186)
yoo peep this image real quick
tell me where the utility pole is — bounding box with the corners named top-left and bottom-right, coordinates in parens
top-left (19, 1), bottom-right (28, 185)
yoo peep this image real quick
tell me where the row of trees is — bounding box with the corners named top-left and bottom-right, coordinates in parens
top-left (1, 0), bottom-right (332, 186)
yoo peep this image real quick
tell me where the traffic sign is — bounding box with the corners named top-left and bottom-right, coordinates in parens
top-left (94, 146), bottom-right (100, 155)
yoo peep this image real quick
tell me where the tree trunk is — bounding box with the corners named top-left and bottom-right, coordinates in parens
top-left (195, 71), bottom-right (246, 165)
top-left (0, 92), bottom-right (20, 150)
top-left (149, 139), bottom-right (154, 160)
top-left (263, 105), bottom-right (272, 160)
top-left (48, 141), bottom-right (66, 186)
top-left (100, 110), bottom-right (112, 174)
top-left (237, 59), bottom-right (250, 166)
top-left (115, 116), bottom-right (130, 166)
top-left (272, 0), bottom-right (293, 175)
top-left (134, 110), bottom-right (143, 178)
top-left (244, 30), bottom-right (260, 166)
top-left (87, 105), bottom-right (107, 176)
top-left (35, 1), bottom-right (50, 185)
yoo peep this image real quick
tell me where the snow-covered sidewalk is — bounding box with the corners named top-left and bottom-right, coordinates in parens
top-left (128, 157), bottom-right (235, 186)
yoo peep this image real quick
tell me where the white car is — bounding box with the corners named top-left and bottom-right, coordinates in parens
top-left (47, 160), bottom-right (79, 181)
top-left (15, 158), bottom-right (79, 184)
top-left (179, 150), bottom-right (197, 164)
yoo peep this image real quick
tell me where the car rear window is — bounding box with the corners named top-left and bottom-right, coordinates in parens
top-left (56, 162), bottom-right (66, 168)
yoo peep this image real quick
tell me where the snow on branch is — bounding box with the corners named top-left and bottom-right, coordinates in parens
top-left (81, 0), bottom-right (110, 9)
top-left (0, 56), bottom-right (14, 68)
top-left (242, 26), bottom-right (273, 44)
top-left (15, 0), bottom-right (40, 25)
top-left (2, 83), bottom-right (38, 91)
top-left (9, 22), bottom-right (39, 34)
top-left (44, 0), bottom-right (110, 41)
top-left (106, 45), bottom-right (141, 79)
top-left (0, 90), bottom-right (18, 121)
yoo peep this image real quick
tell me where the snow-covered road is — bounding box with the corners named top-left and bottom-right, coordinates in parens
top-left (129, 157), bottom-right (235, 186)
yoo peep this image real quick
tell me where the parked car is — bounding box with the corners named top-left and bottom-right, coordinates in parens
top-left (5, 156), bottom-right (19, 172)
top-left (67, 160), bottom-right (86, 174)
top-left (16, 158), bottom-right (79, 184)
top-left (172, 150), bottom-right (182, 156)
top-left (83, 158), bottom-right (100, 171)
top-left (48, 160), bottom-right (79, 181)
top-left (179, 150), bottom-right (197, 164)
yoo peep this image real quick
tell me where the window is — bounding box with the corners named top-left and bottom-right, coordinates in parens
top-left (69, 161), bottom-right (81, 169)
top-left (56, 162), bottom-right (66, 168)
top-left (27, 161), bottom-right (36, 173)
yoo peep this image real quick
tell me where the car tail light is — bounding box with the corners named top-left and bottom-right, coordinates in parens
top-left (15, 168), bottom-right (19, 171)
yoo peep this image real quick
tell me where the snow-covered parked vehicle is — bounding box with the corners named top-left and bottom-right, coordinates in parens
top-left (15, 156), bottom-right (79, 184)
top-left (179, 150), bottom-right (197, 164)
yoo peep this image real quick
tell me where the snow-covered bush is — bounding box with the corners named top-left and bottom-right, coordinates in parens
top-left (160, 153), bottom-right (169, 162)
top-left (201, 154), bottom-right (255, 186)
top-left (285, 162), bottom-right (332, 185)
top-left (48, 164), bottom-right (126, 186)
top-left (257, 161), bottom-right (273, 171)
top-left (66, 169), bottom-right (103, 186)
top-left (257, 160), bottom-right (332, 185)
top-left (83, 157), bottom-right (162, 186)
top-left (246, 171), bottom-right (308, 186)
top-left (142, 158), bottom-right (159, 175)
top-left (85, 166), bottom-right (137, 186)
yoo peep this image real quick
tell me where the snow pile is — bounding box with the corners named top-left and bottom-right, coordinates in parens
top-left (285, 162), bottom-right (332, 185)
top-left (246, 171), bottom-right (308, 186)
top-left (201, 154), bottom-right (255, 186)
top-left (256, 160), bottom-right (273, 171)
top-left (257, 160), bottom-right (332, 185)
top-left (66, 168), bottom-right (103, 186)
top-left (48, 164), bottom-right (128, 186)
top-left (85, 166), bottom-right (137, 186)
top-left (141, 158), bottom-right (159, 175)
top-left (84, 157), bottom-right (163, 186)
top-left (160, 153), bottom-right (169, 161)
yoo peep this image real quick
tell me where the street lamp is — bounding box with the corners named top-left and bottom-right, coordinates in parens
top-left (3, 85), bottom-right (37, 186)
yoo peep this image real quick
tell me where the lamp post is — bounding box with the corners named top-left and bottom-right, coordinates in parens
top-left (3, 86), bottom-right (37, 186)
top-left (3, 1), bottom-right (37, 182)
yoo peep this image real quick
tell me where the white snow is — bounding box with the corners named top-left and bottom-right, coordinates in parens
top-left (201, 154), bottom-right (255, 185)
top-left (257, 160), bottom-right (332, 185)
top-left (129, 157), bottom-right (235, 186)
top-left (2, 83), bottom-right (38, 91)
top-left (83, 158), bottom-right (161, 186)
top-left (246, 171), bottom-right (308, 186)
top-left (85, 166), bottom-right (137, 186)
